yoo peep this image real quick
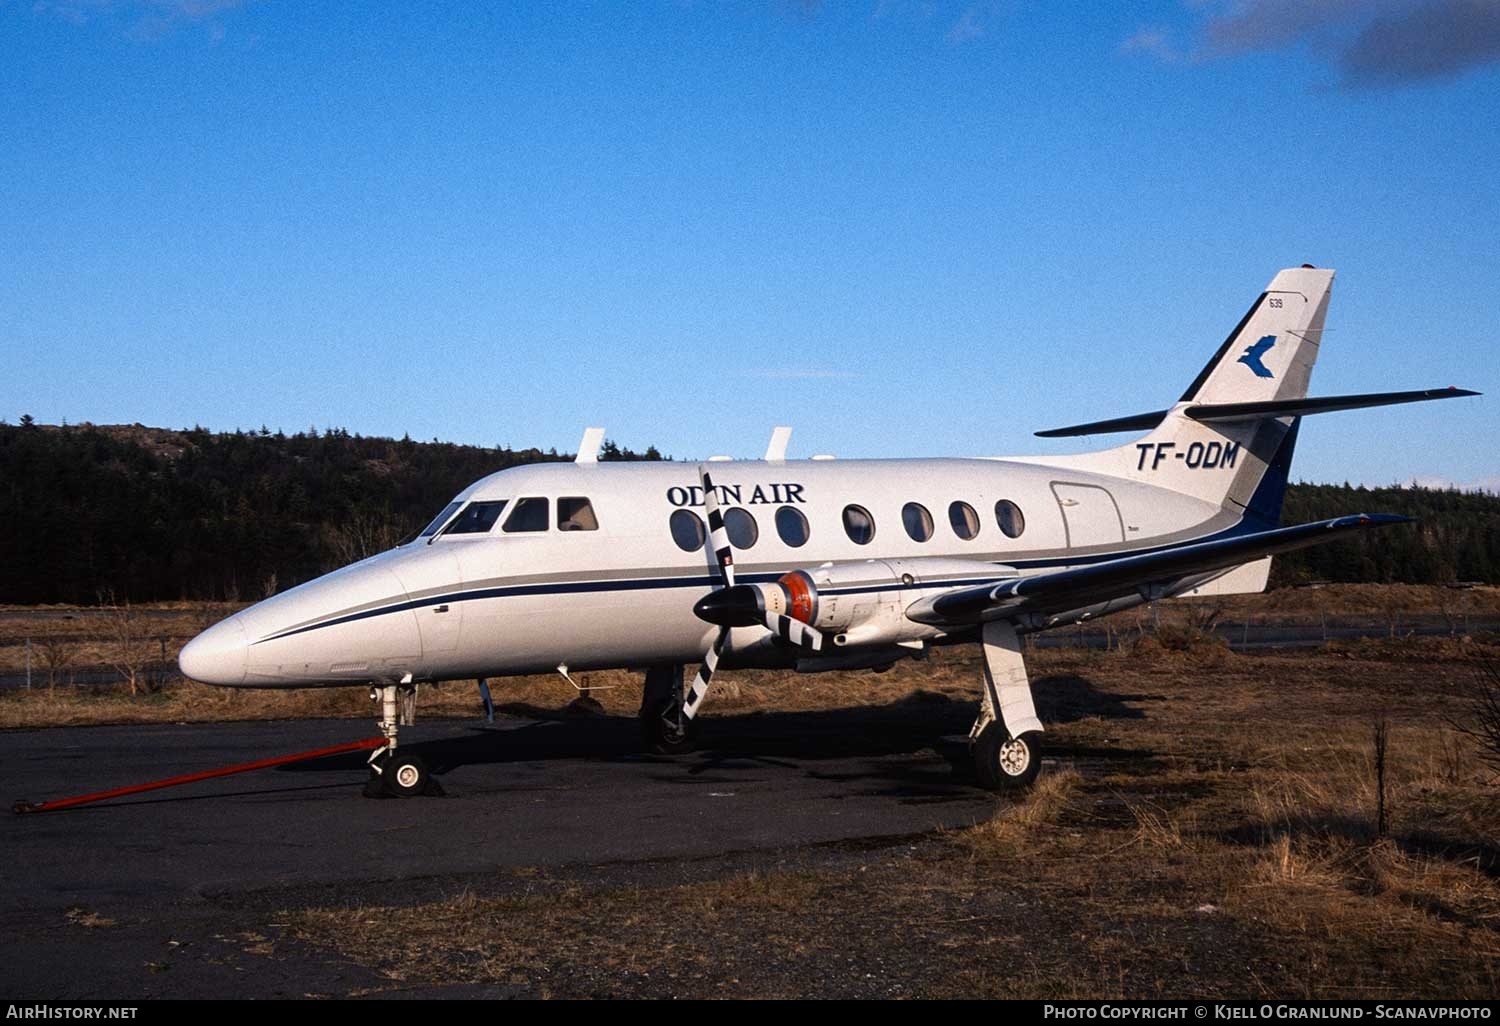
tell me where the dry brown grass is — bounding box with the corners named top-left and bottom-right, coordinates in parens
top-left (9, 590), bottom-right (1500, 996)
top-left (64, 907), bottom-right (117, 929)
top-left (275, 630), bottom-right (1500, 998)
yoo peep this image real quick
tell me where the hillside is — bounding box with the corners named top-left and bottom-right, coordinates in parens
top-left (0, 421), bottom-right (658, 604)
top-left (0, 421), bottom-right (1495, 603)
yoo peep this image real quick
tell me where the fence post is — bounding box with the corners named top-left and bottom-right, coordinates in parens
top-left (25, 638), bottom-right (32, 690)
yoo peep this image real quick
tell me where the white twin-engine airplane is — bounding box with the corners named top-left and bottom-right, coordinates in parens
top-left (180, 266), bottom-right (1476, 797)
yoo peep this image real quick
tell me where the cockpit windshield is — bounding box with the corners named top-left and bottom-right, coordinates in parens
top-left (444, 500), bottom-right (509, 535)
top-left (418, 501), bottom-right (464, 539)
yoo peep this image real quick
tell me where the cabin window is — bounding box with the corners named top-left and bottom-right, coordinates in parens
top-left (902, 502), bottom-right (934, 543)
top-left (775, 506), bottom-right (810, 548)
top-left (670, 509), bottom-right (706, 552)
top-left (502, 497), bottom-right (549, 533)
top-left (949, 501), bottom-right (980, 540)
top-left (557, 497), bottom-right (599, 532)
top-left (995, 499), bottom-right (1026, 539)
top-left (445, 500), bottom-right (509, 535)
top-left (418, 501), bottom-right (463, 539)
top-left (842, 504), bottom-right (876, 545)
top-left (724, 507), bottom-right (759, 549)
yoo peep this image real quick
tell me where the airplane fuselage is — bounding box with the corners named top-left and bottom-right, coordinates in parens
top-left (180, 455), bottom-right (1234, 688)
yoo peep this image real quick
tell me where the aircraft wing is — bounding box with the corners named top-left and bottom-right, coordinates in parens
top-left (905, 514), bottom-right (1410, 628)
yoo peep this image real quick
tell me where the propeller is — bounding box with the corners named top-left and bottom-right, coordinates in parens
top-left (681, 466), bottom-right (824, 720)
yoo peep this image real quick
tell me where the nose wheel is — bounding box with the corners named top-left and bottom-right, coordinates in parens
top-left (379, 751), bottom-right (432, 797)
top-left (364, 682), bottom-right (444, 797)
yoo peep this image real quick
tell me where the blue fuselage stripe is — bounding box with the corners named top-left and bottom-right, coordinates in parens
top-left (252, 513), bottom-right (1272, 647)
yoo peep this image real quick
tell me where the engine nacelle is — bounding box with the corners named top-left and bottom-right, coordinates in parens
top-left (773, 557), bottom-right (1011, 648)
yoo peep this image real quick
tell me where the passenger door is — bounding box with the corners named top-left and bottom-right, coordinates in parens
top-left (1051, 483), bottom-right (1125, 548)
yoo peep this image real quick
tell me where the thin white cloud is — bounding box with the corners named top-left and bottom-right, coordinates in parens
top-left (745, 369), bottom-right (860, 381)
top-left (1119, 27), bottom-right (1181, 63)
top-left (946, 7), bottom-right (985, 44)
top-left (32, 0), bottom-right (245, 39)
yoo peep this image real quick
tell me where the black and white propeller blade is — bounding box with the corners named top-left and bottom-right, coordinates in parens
top-left (682, 465), bottom-right (824, 721)
top-left (702, 467), bottom-right (735, 588)
top-left (682, 629), bottom-right (725, 719)
top-left (684, 466), bottom-right (734, 719)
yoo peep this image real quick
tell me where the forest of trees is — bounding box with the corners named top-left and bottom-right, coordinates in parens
top-left (0, 421), bottom-right (660, 604)
top-left (1, 419), bottom-right (1495, 604)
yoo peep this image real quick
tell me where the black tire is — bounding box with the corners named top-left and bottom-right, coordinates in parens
top-left (972, 724), bottom-right (1043, 792)
top-left (640, 695), bottom-right (695, 755)
top-left (383, 751), bottom-right (430, 797)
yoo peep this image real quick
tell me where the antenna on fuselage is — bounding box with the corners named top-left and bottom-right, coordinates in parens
top-left (764, 425), bottom-right (792, 462)
top-left (574, 427), bottom-right (605, 463)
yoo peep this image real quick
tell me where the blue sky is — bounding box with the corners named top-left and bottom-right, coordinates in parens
top-left (2, 1), bottom-right (1496, 489)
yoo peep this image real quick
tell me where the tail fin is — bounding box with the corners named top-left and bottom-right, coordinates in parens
top-left (1178, 265), bottom-right (1333, 406)
top-left (1049, 267), bottom-right (1335, 516)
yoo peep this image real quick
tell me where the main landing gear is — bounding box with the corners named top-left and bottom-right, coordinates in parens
top-left (631, 624), bottom-right (1047, 790)
top-left (364, 680), bottom-right (444, 798)
top-left (639, 665), bottom-right (695, 755)
top-left (967, 621), bottom-right (1045, 792)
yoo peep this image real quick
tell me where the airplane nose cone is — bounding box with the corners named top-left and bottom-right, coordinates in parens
top-left (178, 617), bottom-right (249, 686)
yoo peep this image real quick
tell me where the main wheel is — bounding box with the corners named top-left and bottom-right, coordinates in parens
top-left (640, 695), bottom-right (695, 755)
top-left (972, 724), bottom-right (1043, 792)
top-left (383, 751), bottom-right (430, 797)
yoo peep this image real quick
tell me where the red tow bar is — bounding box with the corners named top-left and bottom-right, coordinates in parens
top-left (12, 736), bottom-right (388, 814)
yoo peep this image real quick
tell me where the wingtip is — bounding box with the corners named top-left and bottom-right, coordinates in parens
top-left (1353, 513), bottom-right (1417, 527)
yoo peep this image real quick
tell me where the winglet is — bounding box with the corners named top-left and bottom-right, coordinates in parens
top-left (764, 426), bottom-right (792, 462)
top-left (574, 427), bottom-right (606, 464)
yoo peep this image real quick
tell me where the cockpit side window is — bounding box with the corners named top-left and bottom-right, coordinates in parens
top-left (443, 500), bottom-right (509, 535)
top-left (418, 501), bottom-right (463, 539)
top-left (502, 497), bottom-right (550, 533)
top-left (557, 497), bottom-right (599, 532)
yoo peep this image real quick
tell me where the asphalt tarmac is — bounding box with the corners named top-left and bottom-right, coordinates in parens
top-left (3, 705), bottom-right (998, 997)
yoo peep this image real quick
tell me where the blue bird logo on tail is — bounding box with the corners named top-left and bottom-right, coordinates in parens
top-left (1237, 335), bottom-right (1277, 378)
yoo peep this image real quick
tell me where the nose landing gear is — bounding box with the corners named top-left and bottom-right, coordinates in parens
top-left (363, 681), bottom-right (444, 798)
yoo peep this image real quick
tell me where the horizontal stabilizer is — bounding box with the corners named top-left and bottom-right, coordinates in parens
top-left (1035, 410), bottom-right (1169, 438)
top-left (906, 514), bottom-right (1411, 627)
top-left (1186, 387), bottom-right (1479, 424)
top-left (1036, 387), bottom-right (1478, 438)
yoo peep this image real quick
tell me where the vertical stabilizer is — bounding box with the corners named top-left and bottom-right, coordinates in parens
top-left (1180, 266), bottom-right (1333, 406)
top-left (1058, 267), bottom-right (1333, 514)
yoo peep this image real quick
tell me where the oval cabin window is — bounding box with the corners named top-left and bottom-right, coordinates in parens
top-left (775, 506), bottom-right (810, 547)
top-left (670, 509), bottom-right (706, 552)
top-left (842, 505), bottom-right (876, 545)
top-left (949, 501), bottom-right (980, 540)
top-left (723, 507), bottom-right (759, 549)
top-left (995, 500), bottom-right (1026, 539)
top-left (902, 502), bottom-right (934, 543)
